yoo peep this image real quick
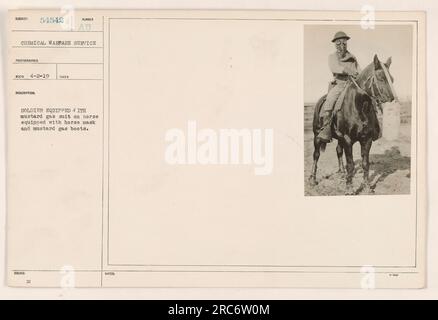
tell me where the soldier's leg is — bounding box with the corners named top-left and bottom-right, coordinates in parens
top-left (323, 83), bottom-right (345, 111)
top-left (318, 84), bottom-right (345, 142)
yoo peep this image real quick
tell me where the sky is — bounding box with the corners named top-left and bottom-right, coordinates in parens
top-left (304, 24), bottom-right (414, 103)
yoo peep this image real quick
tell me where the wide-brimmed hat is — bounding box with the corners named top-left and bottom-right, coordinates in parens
top-left (332, 31), bottom-right (350, 42)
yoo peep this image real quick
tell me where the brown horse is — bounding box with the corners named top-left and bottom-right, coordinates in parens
top-left (309, 54), bottom-right (396, 195)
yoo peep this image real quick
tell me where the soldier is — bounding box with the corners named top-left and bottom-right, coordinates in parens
top-left (318, 31), bottom-right (361, 142)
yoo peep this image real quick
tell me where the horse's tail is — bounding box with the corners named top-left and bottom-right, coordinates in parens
top-left (312, 94), bottom-right (328, 152)
top-left (312, 94), bottom-right (327, 135)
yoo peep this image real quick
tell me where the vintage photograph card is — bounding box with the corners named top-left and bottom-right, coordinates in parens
top-left (7, 10), bottom-right (426, 288)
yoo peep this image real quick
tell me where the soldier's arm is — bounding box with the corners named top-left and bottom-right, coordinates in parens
top-left (344, 64), bottom-right (360, 78)
top-left (330, 55), bottom-right (360, 78)
top-left (355, 60), bottom-right (362, 74)
top-left (328, 54), bottom-right (346, 75)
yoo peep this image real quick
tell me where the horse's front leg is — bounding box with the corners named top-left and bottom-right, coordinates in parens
top-left (343, 139), bottom-right (355, 195)
top-left (336, 141), bottom-right (345, 174)
top-left (360, 138), bottom-right (373, 194)
top-left (309, 136), bottom-right (321, 186)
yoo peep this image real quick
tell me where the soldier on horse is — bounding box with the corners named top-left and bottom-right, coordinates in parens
top-left (310, 31), bottom-right (396, 195)
top-left (318, 31), bottom-right (361, 143)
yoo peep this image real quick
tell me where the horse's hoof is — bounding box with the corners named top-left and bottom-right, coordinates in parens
top-left (309, 177), bottom-right (318, 186)
top-left (362, 184), bottom-right (373, 194)
top-left (345, 185), bottom-right (355, 195)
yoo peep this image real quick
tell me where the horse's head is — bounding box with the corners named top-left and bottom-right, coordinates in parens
top-left (370, 54), bottom-right (396, 103)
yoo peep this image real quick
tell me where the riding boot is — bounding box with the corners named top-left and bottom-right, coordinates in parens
top-left (317, 110), bottom-right (333, 143)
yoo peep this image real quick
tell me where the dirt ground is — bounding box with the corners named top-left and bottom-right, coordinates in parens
top-left (304, 123), bottom-right (412, 196)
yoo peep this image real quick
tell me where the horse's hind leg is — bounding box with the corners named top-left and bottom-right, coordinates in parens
top-left (336, 141), bottom-right (345, 174)
top-left (360, 138), bottom-right (373, 193)
top-left (309, 136), bottom-right (321, 186)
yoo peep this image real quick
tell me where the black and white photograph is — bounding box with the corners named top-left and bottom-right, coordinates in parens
top-left (304, 24), bottom-right (414, 196)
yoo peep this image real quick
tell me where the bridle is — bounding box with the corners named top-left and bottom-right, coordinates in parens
top-left (364, 72), bottom-right (384, 104)
top-left (350, 59), bottom-right (395, 106)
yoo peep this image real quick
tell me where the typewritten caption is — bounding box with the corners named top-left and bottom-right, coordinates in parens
top-left (19, 107), bottom-right (98, 132)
